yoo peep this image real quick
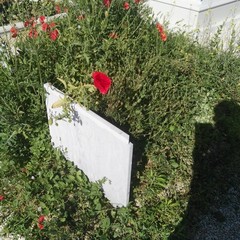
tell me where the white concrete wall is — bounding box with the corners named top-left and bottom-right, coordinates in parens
top-left (147, 0), bottom-right (201, 30)
top-left (197, 1), bottom-right (240, 45)
top-left (44, 83), bottom-right (133, 207)
top-left (146, 0), bottom-right (240, 47)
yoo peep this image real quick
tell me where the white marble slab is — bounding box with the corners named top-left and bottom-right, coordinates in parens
top-left (44, 83), bottom-right (133, 207)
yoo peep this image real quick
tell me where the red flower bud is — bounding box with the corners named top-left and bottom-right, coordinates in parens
top-left (28, 28), bottom-right (38, 38)
top-left (49, 29), bottom-right (59, 41)
top-left (160, 32), bottom-right (167, 42)
top-left (38, 215), bottom-right (45, 223)
top-left (39, 16), bottom-right (46, 24)
top-left (123, 2), bottom-right (130, 10)
top-left (38, 223), bottom-right (44, 230)
top-left (10, 26), bottom-right (18, 38)
top-left (103, 0), bottom-right (111, 8)
top-left (55, 5), bottom-right (61, 14)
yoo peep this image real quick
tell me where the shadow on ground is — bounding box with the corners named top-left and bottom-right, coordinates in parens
top-left (170, 100), bottom-right (240, 240)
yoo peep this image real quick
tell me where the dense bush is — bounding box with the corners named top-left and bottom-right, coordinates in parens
top-left (1, 0), bottom-right (240, 239)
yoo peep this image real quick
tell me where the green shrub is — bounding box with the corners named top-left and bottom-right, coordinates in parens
top-left (1, 0), bottom-right (240, 239)
top-left (0, 0), bottom-right (55, 25)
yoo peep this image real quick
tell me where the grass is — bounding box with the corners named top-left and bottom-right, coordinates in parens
top-left (0, 0), bottom-right (240, 239)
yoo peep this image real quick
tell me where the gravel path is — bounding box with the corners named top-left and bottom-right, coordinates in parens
top-left (193, 187), bottom-right (240, 240)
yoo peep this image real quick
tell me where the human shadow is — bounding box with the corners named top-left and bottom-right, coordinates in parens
top-left (170, 100), bottom-right (240, 239)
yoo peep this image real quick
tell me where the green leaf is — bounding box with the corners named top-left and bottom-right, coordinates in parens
top-left (68, 175), bottom-right (75, 182)
top-left (171, 161), bottom-right (179, 169)
top-left (57, 77), bottom-right (67, 89)
top-left (48, 118), bottom-right (53, 125)
top-left (101, 217), bottom-right (110, 230)
top-left (51, 98), bottom-right (66, 108)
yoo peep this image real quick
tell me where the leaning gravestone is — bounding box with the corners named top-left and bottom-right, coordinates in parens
top-left (44, 83), bottom-right (133, 207)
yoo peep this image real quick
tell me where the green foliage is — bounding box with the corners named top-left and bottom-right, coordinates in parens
top-left (0, 126), bottom-right (112, 239)
top-left (0, 0), bottom-right (55, 25)
top-left (0, 0), bottom-right (240, 239)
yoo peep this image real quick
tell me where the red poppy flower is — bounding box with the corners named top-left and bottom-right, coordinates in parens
top-left (123, 2), bottom-right (130, 10)
top-left (49, 29), bottom-right (59, 41)
top-left (160, 32), bottom-right (167, 42)
top-left (29, 28), bottom-right (38, 38)
top-left (0, 195), bottom-right (4, 201)
top-left (39, 16), bottom-right (46, 24)
top-left (24, 20), bottom-right (30, 27)
top-left (38, 215), bottom-right (45, 223)
top-left (134, 0), bottom-right (140, 3)
top-left (41, 22), bottom-right (49, 31)
top-left (103, 0), bottom-right (111, 8)
top-left (38, 223), bottom-right (44, 230)
top-left (156, 22), bottom-right (164, 33)
top-left (42, 22), bottom-right (56, 32)
top-left (55, 5), bottom-right (61, 14)
top-left (109, 32), bottom-right (118, 39)
top-left (10, 26), bottom-right (18, 38)
top-left (24, 17), bottom-right (36, 28)
top-left (92, 71), bottom-right (112, 94)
